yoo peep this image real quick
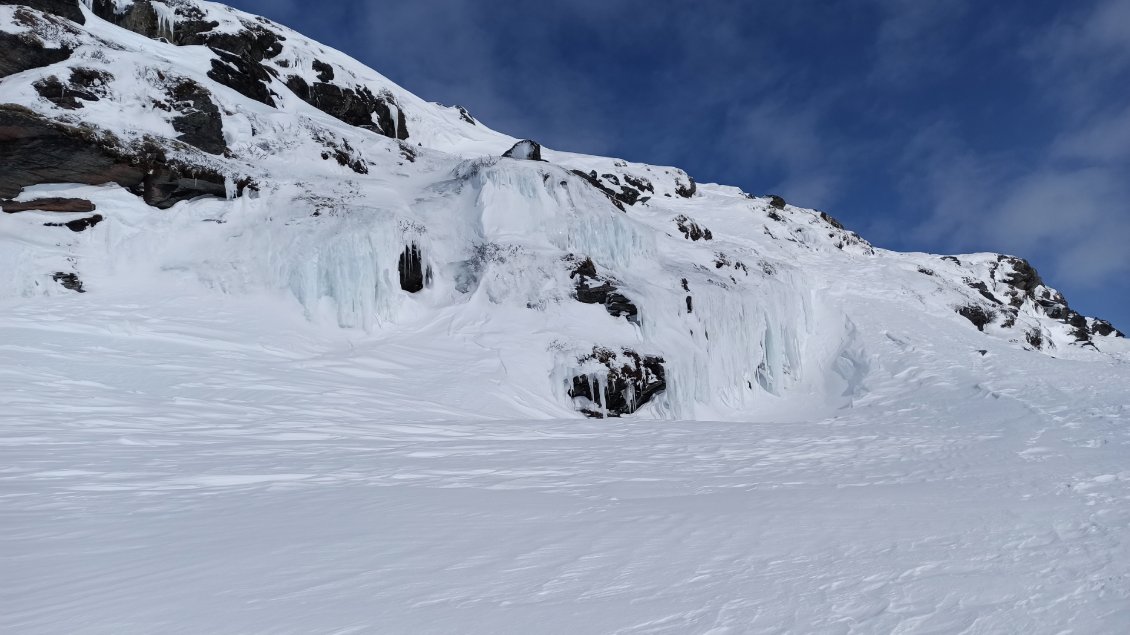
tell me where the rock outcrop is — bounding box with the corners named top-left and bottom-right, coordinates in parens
top-left (569, 257), bottom-right (639, 324)
top-left (569, 347), bottom-right (666, 418)
top-left (0, 105), bottom-right (230, 209)
top-left (502, 139), bottom-right (542, 161)
top-left (0, 0), bottom-right (84, 24)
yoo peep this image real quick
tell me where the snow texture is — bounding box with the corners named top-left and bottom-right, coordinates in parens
top-left (1, 1), bottom-right (1129, 632)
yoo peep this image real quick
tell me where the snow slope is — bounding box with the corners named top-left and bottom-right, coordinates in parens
top-left (2, 296), bottom-right (1130, 633)
top-left (2, 1), bottom-right (1129, 632)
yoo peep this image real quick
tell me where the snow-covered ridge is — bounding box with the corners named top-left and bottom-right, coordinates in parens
top-left (0, 0), bottom-right (1125, 420)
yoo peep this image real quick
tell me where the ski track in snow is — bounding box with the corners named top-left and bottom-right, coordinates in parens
top-left (2, 301), bottom-right (1129, 634)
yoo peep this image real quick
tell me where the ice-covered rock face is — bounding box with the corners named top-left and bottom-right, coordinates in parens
top-left (502, 139), bottom-right (542, 161)
top-left (0, 0), bottom-right (1124, 421)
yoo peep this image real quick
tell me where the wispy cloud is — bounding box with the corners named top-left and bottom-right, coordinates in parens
top-left (867, 0), bottom-right (969, 83)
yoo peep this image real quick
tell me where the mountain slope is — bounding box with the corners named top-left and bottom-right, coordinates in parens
top-left (3, 0), bottom-right (1124, 422)
top-left (4, 2), bottom-right (1130, 632)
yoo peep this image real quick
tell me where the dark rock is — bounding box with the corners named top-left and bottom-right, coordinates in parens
top-left (168, 79), bottom-right (226, 154)
top-left (0, 0), bottom-right (84, 24)
top-left (0, 31), bottom-right (73, 79)
top-left (1036, 299), bottom-right (1067, 321)
top-left (398, 243), bottom-right (430, 293)
top-left (768, 195), bottom-right (786, 209)
top-left (713, 253), bottom-right (749, 274)
top-left (34, 75), bottom-right (98, 109)
top-left (398, 142), bottom-right (417, 163)
top-left (569, 257), bottom-right (639, 323)
top-left (568, 347), bottom-right (666, 418)
top-left (317, 134), bottom-right (368, 174)
top-left (1090, 319), bottom-right (1123, 338)
top-left (965, 279), bottom-right (1002, 305)
top-left (623, 174), bottom-right (654, 194)
top-left (571, 170), bottom-right (625, 211)
top-left (33, 68), bottom-right (112, 110)
top-left (819, 211), bottom-right (845, 230)
top-left (0, 105), bottom-right (230, 209)
top-left (456, 105), bottom-right (476, 125)
top-left (997, 256), bottom-right (1044, 294)
top-left (1066, 311), bottom-right (1090, 342)
top-left (685, 295), bottom-right (693, 313)
top-left (91, 0), bottom-right (220, 45)
top-left (502, 139), bottom-right (542, 161)
top-left (675, 176), bottom-right (696, 198)
top-left (957, 305), bottom-right (995, 332)
top-left (285, 74), bottom-right (311, 100)
top-left (294, 82), bottom-right (406, 139)
top-left (44, 213), bottom-right (103, 232)
top-left (675, 214), bottom-right (712, 241)
top-left (941, 256), bottom-right (962, 265)
top-left (52, 271), bottom-right (83, 292)
top-left (2, 197), bottom-right (95, 213)
top-left (312, 59), bottom-right (334, 82)
top-left (1025, 329), bottom-right (1043, 349)
top-left (917, 267), bottom-right (935, 276)
top-left (569, 170), bottom-right (655, 211)
top-left (208, 47), bottom-right (277, 107)
top-left (194, 25), bottom-right (284, 62)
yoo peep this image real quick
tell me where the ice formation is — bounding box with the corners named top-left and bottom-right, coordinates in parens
top-left (0, 0), bottom-right (1125, 423)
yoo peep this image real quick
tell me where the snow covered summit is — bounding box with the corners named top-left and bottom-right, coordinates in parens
top-left (1, 0), bottom-right (1125, 421)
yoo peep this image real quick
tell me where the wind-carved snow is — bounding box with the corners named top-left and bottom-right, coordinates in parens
top-left (1, 296), bottom-right (1129, 633)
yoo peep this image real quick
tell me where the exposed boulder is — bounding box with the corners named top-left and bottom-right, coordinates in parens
top-left (569, 257), bottom-right (638, 323)
top-left (0, 0), bottom-right (84, 24)
top-left (502, 139), bottom-right (542, 161)
top-left (568, 347), bottom-right (666, 418)
top-left (768, 195), bottom-right (786, 209)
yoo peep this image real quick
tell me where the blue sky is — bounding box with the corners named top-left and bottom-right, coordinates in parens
top-left (229, 0), bottom-right (1130, 330)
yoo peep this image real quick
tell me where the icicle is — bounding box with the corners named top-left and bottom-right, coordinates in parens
top-left (151, 1), bottom-right (178, 41)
